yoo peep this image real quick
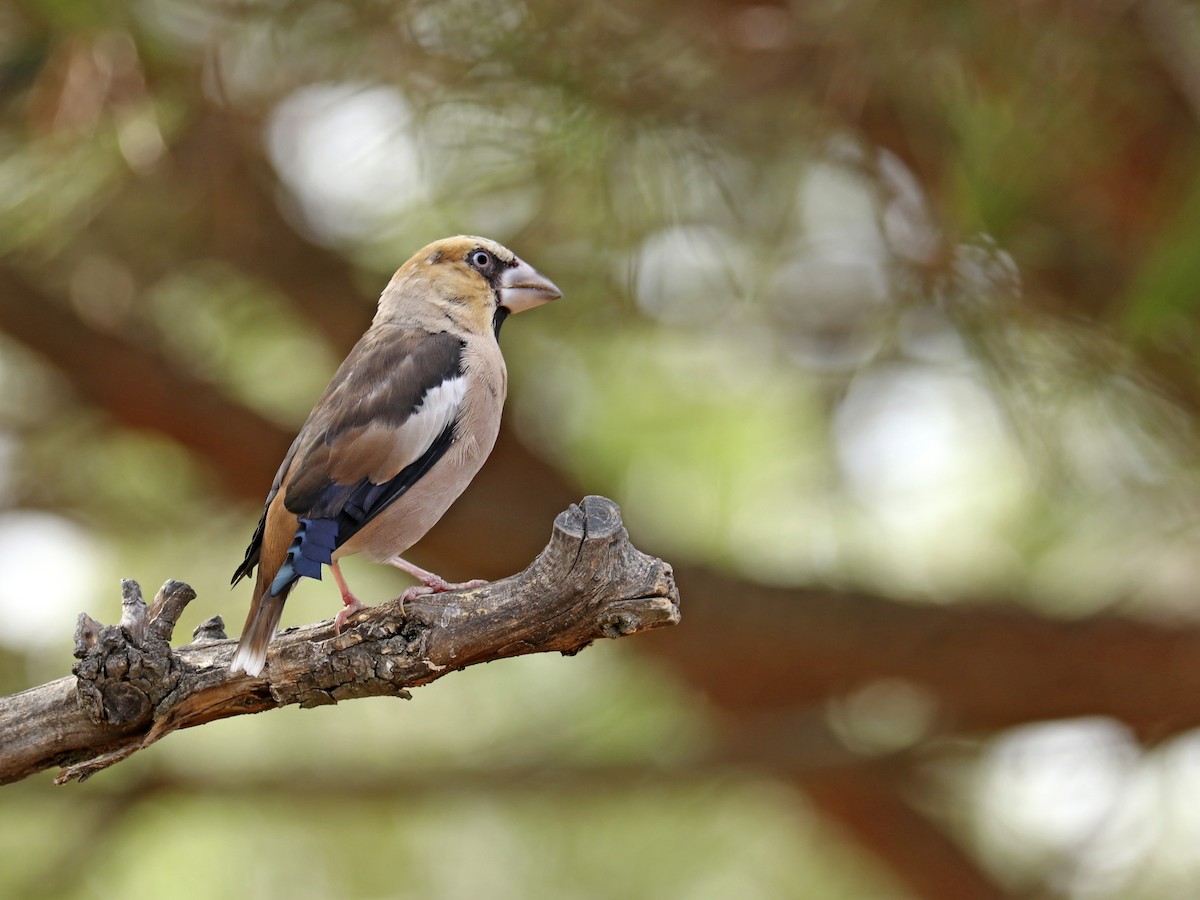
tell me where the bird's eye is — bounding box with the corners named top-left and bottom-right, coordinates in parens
top-left (470, 250), bottom-right (492, 269)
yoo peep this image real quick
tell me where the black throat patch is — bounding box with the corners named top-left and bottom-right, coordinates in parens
top-left (492, 305), bottom-right (511, 340)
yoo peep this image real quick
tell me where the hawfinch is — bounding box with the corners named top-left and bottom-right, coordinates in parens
top-left (229, 236), bottom-right (561, 676)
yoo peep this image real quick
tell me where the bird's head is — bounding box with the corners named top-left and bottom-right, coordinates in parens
top-left (378, 235), bottom-right (561, 338)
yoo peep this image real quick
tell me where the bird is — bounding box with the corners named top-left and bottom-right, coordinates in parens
top-left (229, 235), bottom-right (561, 677)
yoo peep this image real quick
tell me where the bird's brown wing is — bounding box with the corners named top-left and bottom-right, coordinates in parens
top-left (231, 326), bottom-right (467, 594)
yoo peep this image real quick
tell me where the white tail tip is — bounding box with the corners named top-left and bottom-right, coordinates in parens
top-left (230, 644), bottom-right (266, 677)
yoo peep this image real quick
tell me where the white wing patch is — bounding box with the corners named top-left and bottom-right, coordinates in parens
top-left (391, 374), bottom-right (467, 466)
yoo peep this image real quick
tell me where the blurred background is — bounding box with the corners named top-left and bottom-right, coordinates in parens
top-left (3, 0), bottom-right (1200, 896)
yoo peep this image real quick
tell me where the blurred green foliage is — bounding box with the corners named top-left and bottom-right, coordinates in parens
top-left (4, 0), bottom-right (1200, 897)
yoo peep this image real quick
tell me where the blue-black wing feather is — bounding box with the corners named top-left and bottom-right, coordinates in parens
top-left (268, 421), bottom-right (457, 596)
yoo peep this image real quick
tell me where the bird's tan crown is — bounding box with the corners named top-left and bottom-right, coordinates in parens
top-left (416, 235), bottom-right (516, 268)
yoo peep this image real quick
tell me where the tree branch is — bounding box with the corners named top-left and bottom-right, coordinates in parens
top-left (664, 573), bottom-right (1200, 741)
top-left (798, 765), bottom-right (1014, 900)
top-left (0, 266), bottom-right (293, 498)
top-left (0, 496), bottom-right (679, 786)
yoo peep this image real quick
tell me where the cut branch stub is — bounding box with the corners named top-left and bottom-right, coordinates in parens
top-left (0, 496), bottom-right (680, 787)
top-left (72, 580), bottom-right (183, 730)
top-left (404, 495), bottom-right (679, 669)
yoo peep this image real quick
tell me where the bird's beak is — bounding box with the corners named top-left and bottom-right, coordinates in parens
top-left (498, 260), bottom-right (562, 313)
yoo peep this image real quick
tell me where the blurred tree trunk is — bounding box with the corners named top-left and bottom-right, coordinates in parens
top-left (7, 2), bottom-right (1200, 895)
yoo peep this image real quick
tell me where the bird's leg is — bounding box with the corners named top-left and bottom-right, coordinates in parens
top-left (384, 554), bottom-right (488, 602)
top-left (330, 560), bottom-right (367, 633)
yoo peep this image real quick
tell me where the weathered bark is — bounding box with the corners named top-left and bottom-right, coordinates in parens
top-left (0, 496), bottom-right (679, 786)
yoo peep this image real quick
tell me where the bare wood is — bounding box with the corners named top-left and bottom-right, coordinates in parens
top-left (0, 497), bottom-right (679, 786)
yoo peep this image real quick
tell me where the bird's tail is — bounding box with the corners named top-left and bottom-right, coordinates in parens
top-left (230, 586), bottom-right (290, 677)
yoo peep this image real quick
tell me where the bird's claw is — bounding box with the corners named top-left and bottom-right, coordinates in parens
top-left (332, 598), bottom-right (367, 635)
top-left (399, 584), bottom-right (433, 604)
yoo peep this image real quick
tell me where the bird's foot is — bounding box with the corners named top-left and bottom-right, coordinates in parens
top-left (384, 554), bottom-right (487, 602)
top-left (332, 595), bottom-right (367, 634)
top-left (399, 575), bottom-right (488, 603)
top-left (329, 560), bottom-right (370, 634)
